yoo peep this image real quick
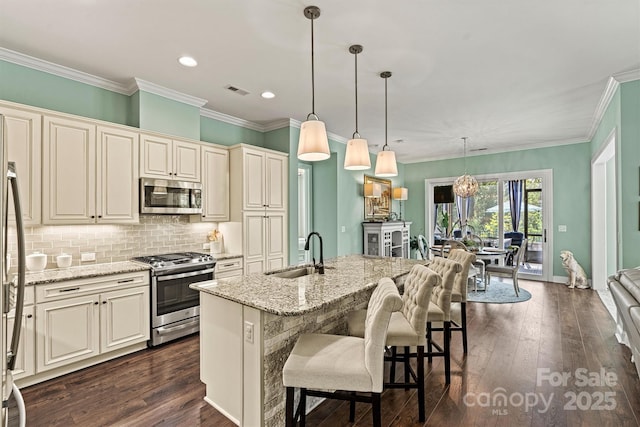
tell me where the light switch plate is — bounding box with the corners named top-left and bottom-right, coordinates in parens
top-left (558, 225), bottom-right (567, 232)
top-left (81, 252), bottom-right (96, 262)
top-left (244, 321), bottom-right (254, 344)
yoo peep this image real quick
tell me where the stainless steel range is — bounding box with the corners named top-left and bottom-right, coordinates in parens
top-left (132, 252), bottom-right (215, 346)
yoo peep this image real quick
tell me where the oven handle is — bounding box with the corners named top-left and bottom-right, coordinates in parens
top-left (156, 319), bottom-right (199, 335)
top-left (155, 268), bottom-right (215, 282)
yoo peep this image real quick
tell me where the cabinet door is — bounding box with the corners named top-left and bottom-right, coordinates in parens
top-left (42, 116), bottom-right (96, 224)
top-left (36, 296), bottom-right (100, 372)
top-left (140, 133), bottom-right (172, 178)
top-left (265, 153), bottom-right (287, 210)
top-left (1, 107), bottom-right (42, 225)
top-left (202, 146), bottom-right (229, 221)
top-left (100, 286), bottom-right (150, 353)
top-left (97, 126), bottom-right (139, 223)
top-left (243, 150), bottom-right (265, 210)
top-left (6, 305), bottom-right (35, 379)
top-left (173, 140), bottom-right (201, 181)
top-left (266, 213), bottom-right (287, 270)
top-left (244, 214), bottom-right (266, 274)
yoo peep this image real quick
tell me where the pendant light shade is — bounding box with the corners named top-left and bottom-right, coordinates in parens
top-left (375, 71), bottom-right (398, 177)
top-left (453, 137), bottom-right (479, 198)
top-left (344, 44), bottom-right (371, 170)
top-left (298, 6), bottom-right (330, 162)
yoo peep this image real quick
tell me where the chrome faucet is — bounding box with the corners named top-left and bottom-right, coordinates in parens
top-left (304, 232), bottom-right (324, 274)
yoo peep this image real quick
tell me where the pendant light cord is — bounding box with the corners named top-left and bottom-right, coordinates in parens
top-left (462, 137), bottom-right (468, 173)
top-left (384, 75), bottom-right (388, 151)
top-left (354, 50), bottom-right (359, 135)
top-left (310, 16), bottom-right (316, 116)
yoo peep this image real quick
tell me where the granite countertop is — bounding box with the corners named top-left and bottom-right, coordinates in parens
top-left (191, 255), bottom-right (423, 316)
top-left (214, 253), bottom-right (243, 261)
top-left (23, 261), bottom-right (150, 285)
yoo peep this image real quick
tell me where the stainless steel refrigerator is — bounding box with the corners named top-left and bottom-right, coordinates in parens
top-left (1, 114), bottom-right (27, 426)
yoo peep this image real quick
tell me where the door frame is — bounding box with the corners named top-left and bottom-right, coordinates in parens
top-left (591, 129), bottom-right (617, 291)
top-left (425, 168), bottom-right (553, 282)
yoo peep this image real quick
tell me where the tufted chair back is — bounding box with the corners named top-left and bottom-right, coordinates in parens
top-left (364, 278), bottom-right (403, 392)
top-left (426, 257), bottom-right (462, 319)
top-left (447, 249), bottom-right (476, 303)
top-left (401, 264), bottom-right (440, 341)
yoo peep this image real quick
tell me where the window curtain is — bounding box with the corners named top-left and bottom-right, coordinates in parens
top-left (455, 195), bottom-right (475, 226)
top-left (508, 180), bottom-right (524, 232)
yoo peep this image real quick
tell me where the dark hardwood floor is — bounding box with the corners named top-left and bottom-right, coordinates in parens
top-left (8, 280), bottom-right (640, 426)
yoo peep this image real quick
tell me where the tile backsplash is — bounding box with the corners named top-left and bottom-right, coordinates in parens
top-left (7, 215), bottom-right (219, 270)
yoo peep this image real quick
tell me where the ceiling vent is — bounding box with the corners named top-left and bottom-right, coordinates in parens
top-left (225, 85), bottom-right (250, 96)
top-left (470, 147), bottom-right (488, 152)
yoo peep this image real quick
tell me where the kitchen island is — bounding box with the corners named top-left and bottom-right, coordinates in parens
top-left (191, 255), bottom-right (422, 426)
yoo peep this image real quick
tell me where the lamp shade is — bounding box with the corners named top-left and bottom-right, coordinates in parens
top-left (393, 187), bottom-right (408, 200)
top-left (298, 119), bottom-right (330, 161)
top-left (364, 182), bottom-right (382, 198)
top-left (344, 138), bottom-right (371, 170)
top-left (374, 150), bottom-right (398, 177)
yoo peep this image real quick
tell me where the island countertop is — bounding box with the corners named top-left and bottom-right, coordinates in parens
top-left (191, 254), bottom-right (423, 316)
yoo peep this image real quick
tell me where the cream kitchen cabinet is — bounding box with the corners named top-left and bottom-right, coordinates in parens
top-left (201, 144), bottom-right (229, 221)
top-left (243, 212), bottom-right (287, 275)
top-left (0, 105), bottom-right (41, 225)
top-left (35, 272), bottom-right (150, 374)
top-left (214, 256), bottom-right (244, 279)
top-left (229, 145), bottom-right (287, 215)
top-left (140, 133), bottom-right (200, 182)
top-left (42, 117), bottom-right (139, 224)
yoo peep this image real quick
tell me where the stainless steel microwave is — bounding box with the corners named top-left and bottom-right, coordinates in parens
top-left (140, 178), bottom-right (202, 214)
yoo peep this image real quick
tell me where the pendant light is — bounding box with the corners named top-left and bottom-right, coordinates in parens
top-left (344, 44), bottom-right (371, 170)
top-left (297, 6), bottom-right (330, 162)
top-left (453, 137), bottom-right (479, 198)
top-left (374, 71), bottom-right (398, 177)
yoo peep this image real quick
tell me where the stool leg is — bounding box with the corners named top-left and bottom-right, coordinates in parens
top-left (285, 387), bottom-right (295, 427)
top-left (389, 346), bottom-right (397, 384)
top-left (461, 302), bottom-right (468, 354)
top-left (417, 345), bottom-right (425, 422)
top-left (349, 392), bottom-right (356, 422)
top-left (426, 322), bottom-right (433, 363)
top-left (300, 388), bottom-right (306, 427)
top-left (444, 321), bottom-right (451, 384)
top-left (404, 346), bottom-right (410, 390)
top-left (372, 392), bottom-right (382, 427)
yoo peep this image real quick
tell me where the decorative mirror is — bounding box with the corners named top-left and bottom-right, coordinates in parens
top-left (364, 175), bottom-right (391, 221)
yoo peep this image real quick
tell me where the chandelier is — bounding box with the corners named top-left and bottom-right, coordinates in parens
top-left (453, 137), bottom-right (478, 198)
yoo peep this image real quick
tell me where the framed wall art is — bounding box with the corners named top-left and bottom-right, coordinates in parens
top-left (364, 175), bottom-right (391, 221)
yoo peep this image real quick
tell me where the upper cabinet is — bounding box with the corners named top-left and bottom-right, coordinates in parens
top-left (0, 106), bottom-right (42, 225)
top-left (201, 145), bottom-right (229, 222)
top-left (42, 116), bottom-right (139, 224)
top-left (229, 145), bottom-right (287, 218)
top-left (140, 134), bottom-right (200, 182)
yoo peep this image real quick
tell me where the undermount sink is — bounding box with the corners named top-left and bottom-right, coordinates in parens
top-left (270, 266), bottom-right (316, 279)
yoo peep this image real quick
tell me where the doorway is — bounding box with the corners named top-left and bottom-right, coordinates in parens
top-left (591, 130), bottom-right (617, 291)
top-left (426, 169), bottom-right (553, 282)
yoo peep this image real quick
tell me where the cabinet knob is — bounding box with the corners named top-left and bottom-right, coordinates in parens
top-left (102, 301), bottom-right (107, 305)
top-left (27, 314), bottom-right (33, 319)
top-left (94, 301), bottom-right (99, 305)
top-left (91, 215), bottom-right (95, 219)
top-left (98, 215), bottom-right (102, 219)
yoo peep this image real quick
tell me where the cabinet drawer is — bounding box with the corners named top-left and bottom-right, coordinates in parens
top-left (36, 271), bottom-right (150, 303)
top-left (215, 258), bottom-right (243, 274)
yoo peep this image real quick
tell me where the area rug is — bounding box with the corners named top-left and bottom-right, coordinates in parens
top-left (467, 279), bottom-right (532, 304)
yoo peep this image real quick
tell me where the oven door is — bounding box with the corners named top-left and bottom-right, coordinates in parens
top-left (151, 267), bottom-right (214, 328)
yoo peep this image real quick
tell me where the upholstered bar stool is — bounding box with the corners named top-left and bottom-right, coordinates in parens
top-left (423, 256), bottom-right (462, 384)
top-left (282, 278), bottom-right (403, 427)
top-left (347, 264), bottom-right (440, 421)
top-left (446, 249), bottom-right (477, 353)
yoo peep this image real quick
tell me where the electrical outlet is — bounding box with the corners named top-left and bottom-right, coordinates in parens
top-left (81, 252), bottom-right (96, 262)
top-left (341, 226), bottom-right (346, 233)
top-left (558, 225), bottom-right (567, 232)
top-left (244, 321), bottom-right (254, 344)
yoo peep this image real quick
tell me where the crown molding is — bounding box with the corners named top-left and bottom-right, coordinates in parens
top-left (133, 78), bottom-right (207, 107)
top-left (0, 47), bottom-right (132, 95)
top-left (613, 68), bottom-right (640, 83)
top-left (586, 76), bottom-right (620, 141)
top-left (199, 108), bottom-right (264, 132)
top-left (263, 119), bottom-right (298, 132)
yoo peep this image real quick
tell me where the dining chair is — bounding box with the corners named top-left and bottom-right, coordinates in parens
top-left (485, 238), bottom-right (528, 296)
top-left (467, 234), bottom-right (486, 289)
top-left (440, 239), bottom-right (467, 257)
top-left (446, 249), bottom-right (476, 354)
top-left (417, 234), bottom-right (430, 260)
top-left (282, 278), bottom-right (403, 427)
top-left (347, 264), bottom-right (440, 421)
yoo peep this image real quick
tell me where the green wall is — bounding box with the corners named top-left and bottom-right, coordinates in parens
top-left (137, 91), bottom-right (201, 140)
top-left (404, 143), bottom-right (591, 277)
top-left (201, 116), bottom-right (264, 147)
top-left (0, 60), bottom-right (130, 125)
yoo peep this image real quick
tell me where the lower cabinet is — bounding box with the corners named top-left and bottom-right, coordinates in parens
top-left (244, 212), bottom-right (287, 275)
top-left (7, 305), bottom-right (35, 380)
top-left (31, 271), bottom-right (150, 377)
top-left (214, 257), bottom-right (244, 279)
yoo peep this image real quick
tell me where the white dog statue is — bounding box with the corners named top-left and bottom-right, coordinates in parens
top-left (560, 250), bottom-right (589, 289)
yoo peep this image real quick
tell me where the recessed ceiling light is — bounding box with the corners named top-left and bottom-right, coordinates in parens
top-left (178, 56), bottom-right (198, 67)
top-left (261, 91), bottom-right (275, 99)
